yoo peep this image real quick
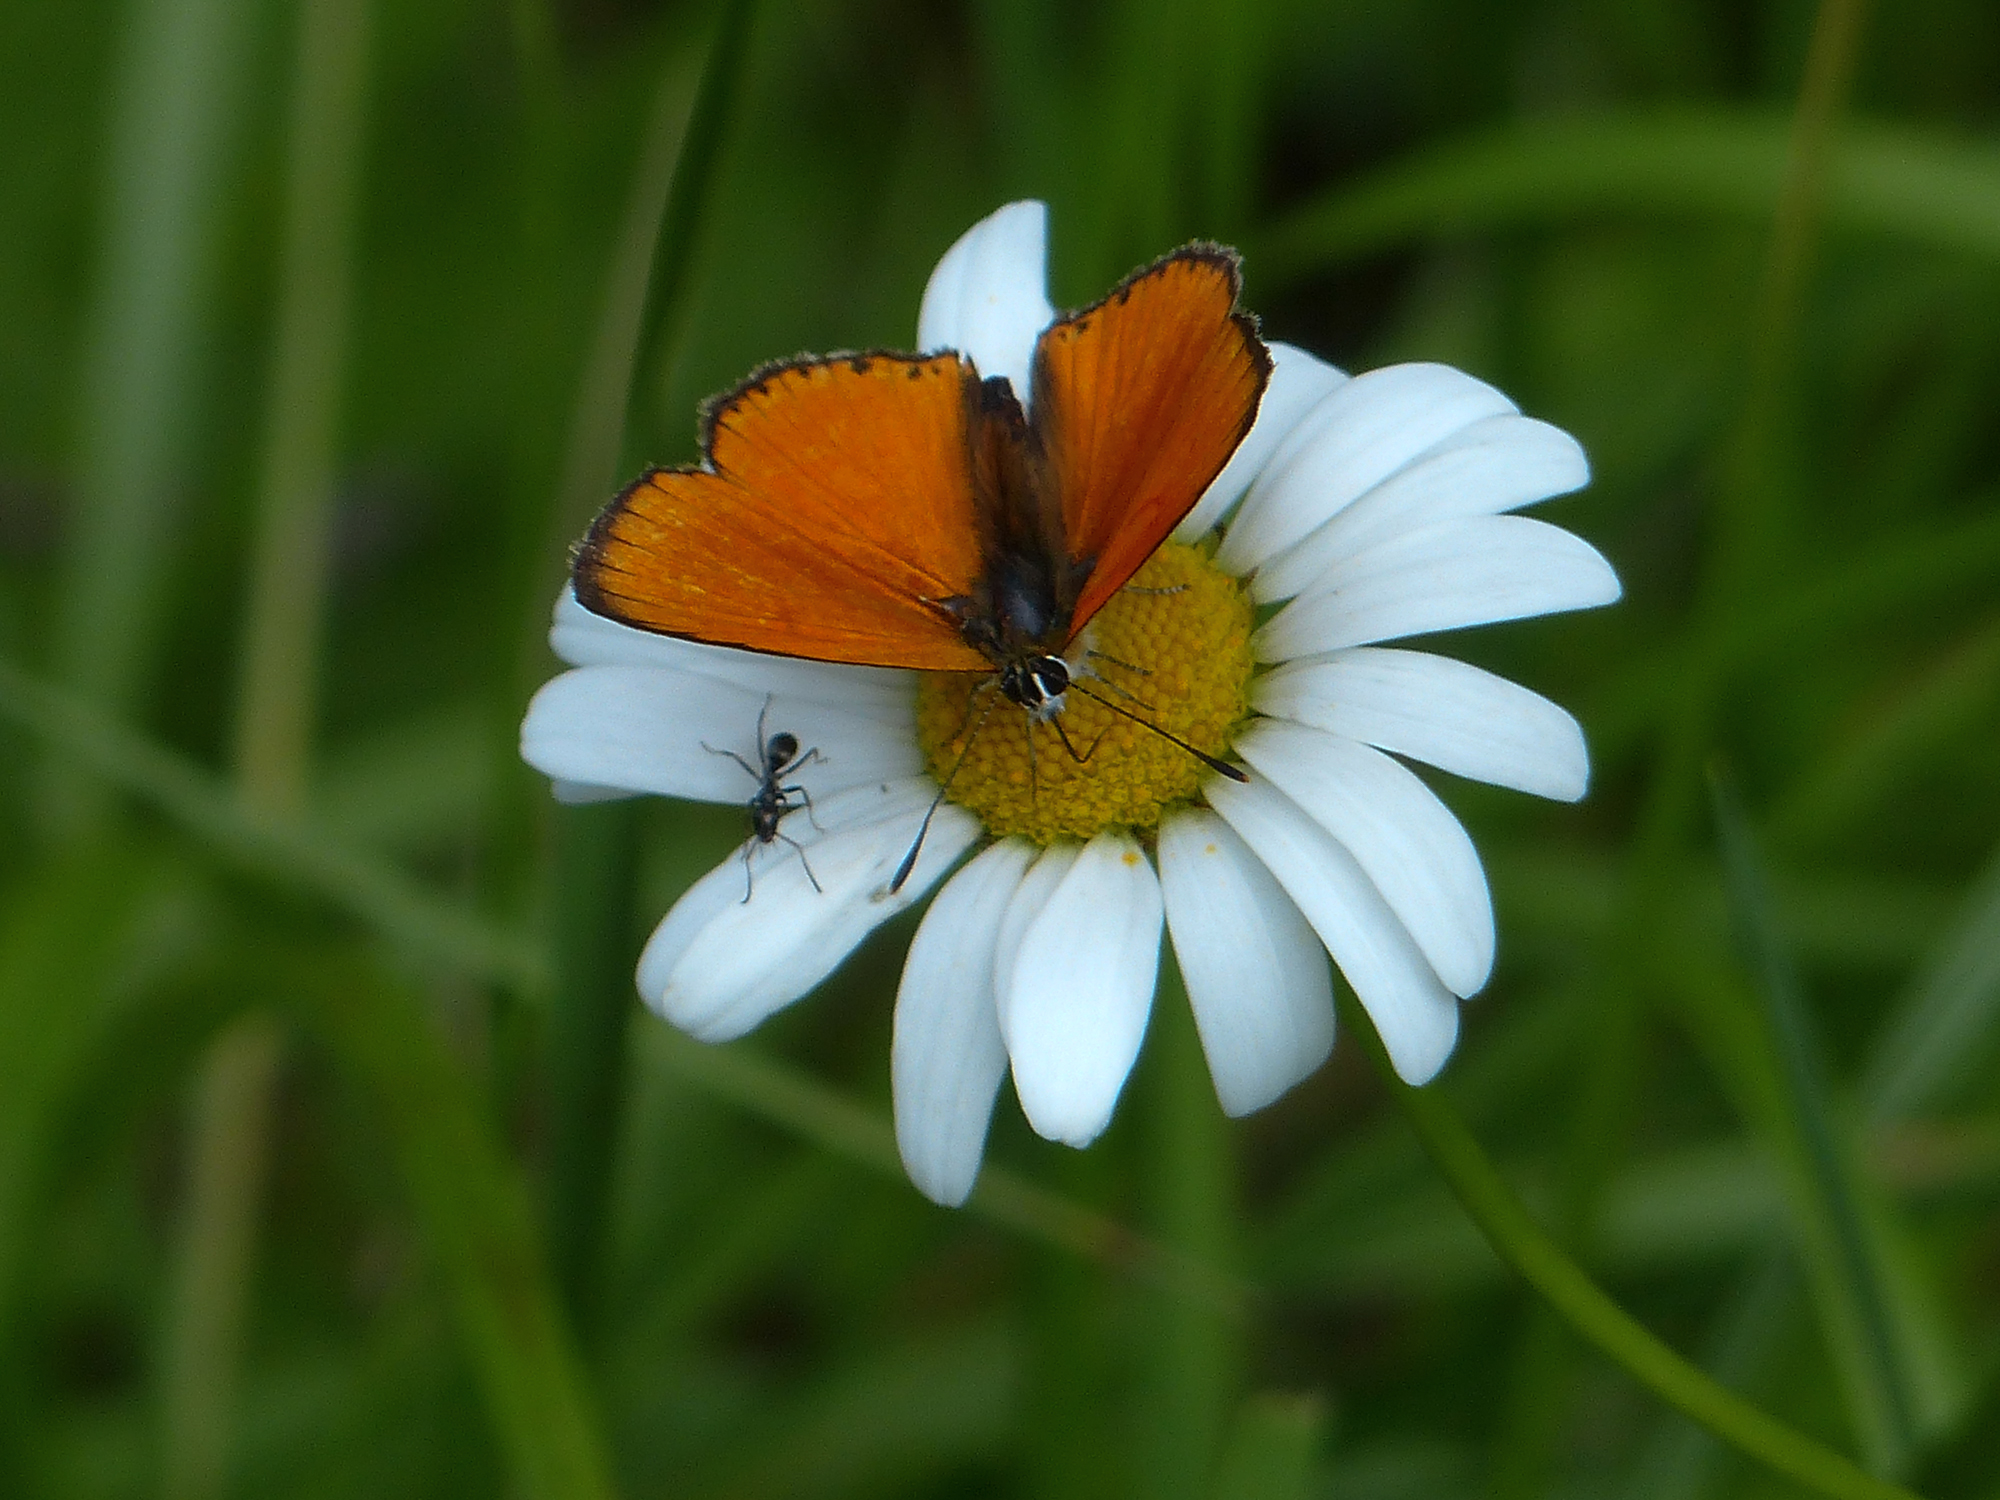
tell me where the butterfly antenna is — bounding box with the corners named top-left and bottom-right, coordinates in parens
top-left (1068, 683), bottom-right (1249, 783)
top-left (890, 689), bottom-right (1000, 894)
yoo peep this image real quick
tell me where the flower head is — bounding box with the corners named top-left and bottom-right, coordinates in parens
top-left (522, 201), bottom-right (1620, 1206)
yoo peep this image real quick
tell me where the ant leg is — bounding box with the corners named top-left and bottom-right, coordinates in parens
top-left (738, 839), bottom-right (756, 904)
top-left (779, 833), bottom-right (823, 894)
top-left (704, 742), bottom-right (761, 780)
top-left (789, 745), bottom-right (825, 773)
top-left (786, 783), bottom-right (827, 833)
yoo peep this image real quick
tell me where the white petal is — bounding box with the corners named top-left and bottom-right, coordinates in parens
top-left (1157, 809), bottom-right (1335, 1115)
top-left (1251, 415), bottom-right (1589, 602)
top-left (1234, 719), bottom-right (1493, 997)
top-left (892, 839), bottom-right (1036, 1206)
top-left (637, 779), bottom-right (979, 1042)
top-left (1254, 514), bottom-right (1622, 662)
top-left (1217, 364), bottom-right (1518, 576)
top-left (1252, 648), bottom-right (1590, 802)
top-left (1172, 342), bottom-right (1349, 543)
top-left (521, 664), bottom-right (916, 803)
top-left (991, 844), bottom-right (1080, 1024)
top-left (1000, 832), bottom-right (1164, 1147)
top-left (916, 200), bottom-right (1054, 405)
top-left (1206, 775), bottom-right (1459, 1084)
top-left (549, 587), bottom-right (912, 708)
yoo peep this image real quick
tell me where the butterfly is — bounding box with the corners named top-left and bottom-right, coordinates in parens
top-left (572, 244), bottom-right (1272, 731)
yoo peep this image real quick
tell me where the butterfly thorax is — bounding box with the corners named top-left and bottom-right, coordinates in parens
top-left (938, 372), bottom-right (1095, 719)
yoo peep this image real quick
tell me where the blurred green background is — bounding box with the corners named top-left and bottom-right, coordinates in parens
top-left (3, 0), bottom-right (1999, 1496)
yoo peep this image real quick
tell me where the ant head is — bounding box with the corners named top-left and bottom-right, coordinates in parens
top-left (766, 731), bottom-right (799, 766)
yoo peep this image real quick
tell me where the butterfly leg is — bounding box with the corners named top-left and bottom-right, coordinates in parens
top-left (1049, 714), bottom-right (1110, 766)
top-left (889, 685), bottom-right (1002, 894)
top-left (1118, 582), bottom-right (1187, 597)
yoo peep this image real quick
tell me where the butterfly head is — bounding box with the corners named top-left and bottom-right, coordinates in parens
top-left (997, 654), bottom-right (1071, 721)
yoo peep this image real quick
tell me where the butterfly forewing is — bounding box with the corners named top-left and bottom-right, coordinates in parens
top-left (1031, 248), bottom-right (1270, 635)
top-left (574, 352), bottom-right (990, 670)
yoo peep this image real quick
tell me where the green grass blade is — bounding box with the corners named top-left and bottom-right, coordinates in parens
top-left (0, 657), bottom-right (546, 993)
top-left (163, 0), bottom-right (376, 1487)
top-left (1249, 107), bottom-right (2000, 289)
top-left (43, 0), bottom-right (257, 842)
top-left (543, 802), bottom-right (640, 1334)
top-left (230, 0), bottom-right (371, 810)
top-left (288, 953), bottom-right (617, 1500)
top-left (542, 0), bottom-right (756, 554)
top-left (1708, 768), bottom-right (1916, 1471)
top-left (623, 0), bottom-right (758, 469)
top-left (1862, 841), bottom-right (2000, 1124)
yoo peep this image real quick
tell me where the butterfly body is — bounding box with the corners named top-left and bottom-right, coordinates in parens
top-left (935, 373), bottom-right (1092, 718)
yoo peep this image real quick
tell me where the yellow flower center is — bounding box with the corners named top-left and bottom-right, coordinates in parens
top-left (915, 543), bottom-right (1254, 844)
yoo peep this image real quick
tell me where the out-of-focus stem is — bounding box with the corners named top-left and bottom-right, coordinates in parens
top-left (159, 1018), bottom-right (282, 1500)
top-left (1345, 993), bottom-right (1920, 1500)
top-left (230, 0), bottom-right (372, 810)
top-left (160, 0), bottom-right (372, 1494)
top-left (44, 0), bottom-right (251, 844)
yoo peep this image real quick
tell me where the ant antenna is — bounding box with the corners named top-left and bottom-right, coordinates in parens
top-left (1067, 682), bottom-right (1248, 783)
top-left (890, 688), bottom-right (1001, 894)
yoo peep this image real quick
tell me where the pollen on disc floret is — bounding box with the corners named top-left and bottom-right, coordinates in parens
top-left (915, 543), bottom-right (1255, 844)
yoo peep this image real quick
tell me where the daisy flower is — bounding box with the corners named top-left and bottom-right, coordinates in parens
top-left (521, 201), bottom-right (1620, 1207)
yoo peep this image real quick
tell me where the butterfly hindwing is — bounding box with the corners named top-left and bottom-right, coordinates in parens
top-left (574, 352), bottom-right (991, 670)
top-left (1030, 248), bottom-right (1271, 635)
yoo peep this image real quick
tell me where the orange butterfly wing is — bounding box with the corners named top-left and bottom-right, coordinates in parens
top-left (1032, 247), bottom-right (1271, 635)
top-left (574, 352), bottom-right (990, 671)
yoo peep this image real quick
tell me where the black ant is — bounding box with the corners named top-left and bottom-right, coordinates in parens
top-left (704, 698), bottom-right (825, 901)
